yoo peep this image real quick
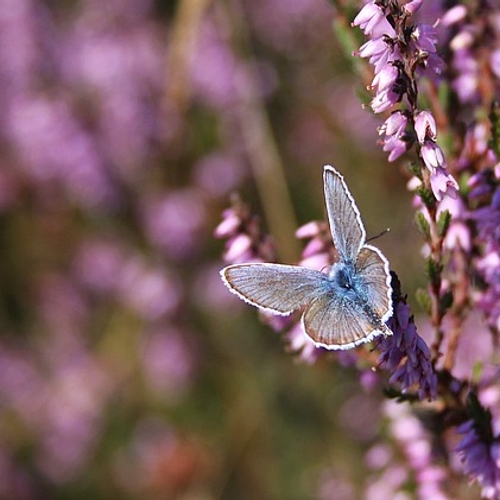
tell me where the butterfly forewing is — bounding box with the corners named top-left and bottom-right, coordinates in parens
top-left (323, 165), bottom-right (365, 262)
top-left (355, 246), bottom-right (393, 321)
top-left (221, 263), bottom-right (327, 315)
top-left (303, 293), bottom-right (385, 350)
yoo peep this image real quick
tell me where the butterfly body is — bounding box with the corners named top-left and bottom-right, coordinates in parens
top-left (220, 165), bottom-right (393, 350)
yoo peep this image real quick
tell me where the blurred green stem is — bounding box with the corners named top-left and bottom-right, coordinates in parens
top-left (219, 0), bottom-right (300, 263)
top-left (166, 0), bottom-right (212, 111)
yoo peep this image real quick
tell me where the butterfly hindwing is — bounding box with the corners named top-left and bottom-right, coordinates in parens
top-left (302, 291), bottom-right (385, 350)
top-left (355, 245), bottom-right (393, 322)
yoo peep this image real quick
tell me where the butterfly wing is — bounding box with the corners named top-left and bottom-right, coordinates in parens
top-left (302, 291), bottom-right (389, 350)
top-left (355, 245), bottom-right (393, 322)
top-left (221, 263), bottom-right (326, 315)
top-left (323, 165), bottom-right (365, 262)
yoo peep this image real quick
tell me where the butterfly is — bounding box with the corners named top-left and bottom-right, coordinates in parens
top-left (220, 165), bottom-right (393, 350)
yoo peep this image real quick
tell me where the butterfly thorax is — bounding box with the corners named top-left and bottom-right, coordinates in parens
top-left (328, 261), bottom-right (362, 299)
top-left (326, 261), bottom-right (390, 335)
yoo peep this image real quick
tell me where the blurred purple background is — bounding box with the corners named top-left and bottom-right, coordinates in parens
top-left (0, 0), bottom-right (422, 498)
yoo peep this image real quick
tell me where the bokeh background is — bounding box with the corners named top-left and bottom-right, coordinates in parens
top-left (0, 0), bottom-right (427, 498)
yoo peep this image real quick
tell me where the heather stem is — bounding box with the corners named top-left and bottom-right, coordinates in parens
top-left (443, 246), bottom-right (470, 371)
top-left (420, 167), bottom-right (446, 362)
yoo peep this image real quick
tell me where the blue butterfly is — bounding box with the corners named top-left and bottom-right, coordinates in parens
top-left (220, 165), bottom-right (393, 350)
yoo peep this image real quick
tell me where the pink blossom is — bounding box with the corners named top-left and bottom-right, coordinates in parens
top-left (404, 0), bottom-right (423, 15)
top-left (430, 167), bottom-right (459, 201)
top-left (421, 141), bottom-right (445, 170)
top-left (224, 234), bottom-right (253, 263)
top-left (441, 5), bottom-right (468, 27)
top-left (383, 137), bottom-right (408, 161)
top-left (370, 63), bottom-right (399, 93)
top-left (411, 24), bottom-right (439, 53)
top-left (415, 111), bottom-right (437, 143)
top-left (380, 111), bottom-right (408, 137)
top-left (371, 87), bottom-right (400, 113)
top-left (351, 2), bottom-right (390, 36)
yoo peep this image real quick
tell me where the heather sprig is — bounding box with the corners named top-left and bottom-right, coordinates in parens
top-left (214, 195), bottom-right (277, 265)
top-left (351, 2), bottom-right (463, 383)
top-left (353, 0), bottom-right (458, 204)
top-left (377, 273), bottom-right (437, 401)
top-left (349, 1), bottom-right (500, 496)
top-left (456, 393), bottom-right (500, 499)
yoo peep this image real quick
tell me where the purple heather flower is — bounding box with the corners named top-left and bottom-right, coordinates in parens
top-left (411, 23), bottom-right (439, 54)
top-left (355, 37), bottom-right (394, 74)
top-left (214, 210), bottom-right (243, 239)
top-left (421, 141), bottom-right (445, 170)
top-left (286, 322), bottom-right (322, 364)
top-left (443, 4), bottom-right (487, 106)
top-left (370, 63), bottom-right (399, 93)
top-left (295, 221), bottom-right (332, 271)
top-left (364, 465), bottom-right (408, 500)
top-left (457, 123), bottom-right (496, 171)
top-left (415, 110), bottom-right (437, 143)
top-left (371, 87), bottom-right (401, 113)
top-left (452, 50), bottom-right (479, 104)
top-left (140, 327), bottom-right (196, 402)
top-left (380, 111), bottom-right (407, 137)
top-left (410, 22), bottom-right (444, 76)
top-left (352, 0), bottom-right (445, 142)
top-left (383, 136), bottom-right (408, 161)
top-left (475, 251), bottom-right (500, 331)
top-left (468, 165), bottom-right (499, 199)
top-left (440, 5), bottom-right (467, 27)
top-left (377, 297), bottom-right (437, 400)
top-left (193, 151), bottom-right (246, 198)
top-left (450, 29), bottom-right (475, 51)
top-left (118, 258), bottom-right (182, 321)
top-left (439, 196), bottom-right (471, 251)
top-left (352, 2), bottom-right (393, 37)
top-left (224, 234), bottom-right (255, 263)
top-left (456, 419), bottom-right (500, 499)
top-left (403, 0), bottom-right (423, 16)
top-left (365, 443), bottom-right (393, 470)
top-left (7, 95), bottom-right (117, 209)
top-left (470, 184), bottom-right (500, 244)
top-left (379, 111), bottom-right (408, 161)
top-left (430, 167), bottom-right (459, 201)
top-left (215, 201), bottom-right (276, 265)
top-left (383, 401), bottom-right (451, 500)
top-left (141, 189), bottom-right (207, 260)
top-left (74, 240), bottom-right (126, 294)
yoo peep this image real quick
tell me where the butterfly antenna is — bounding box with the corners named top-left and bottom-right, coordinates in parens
top-left (367, 228), bottom-right (390, 243)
